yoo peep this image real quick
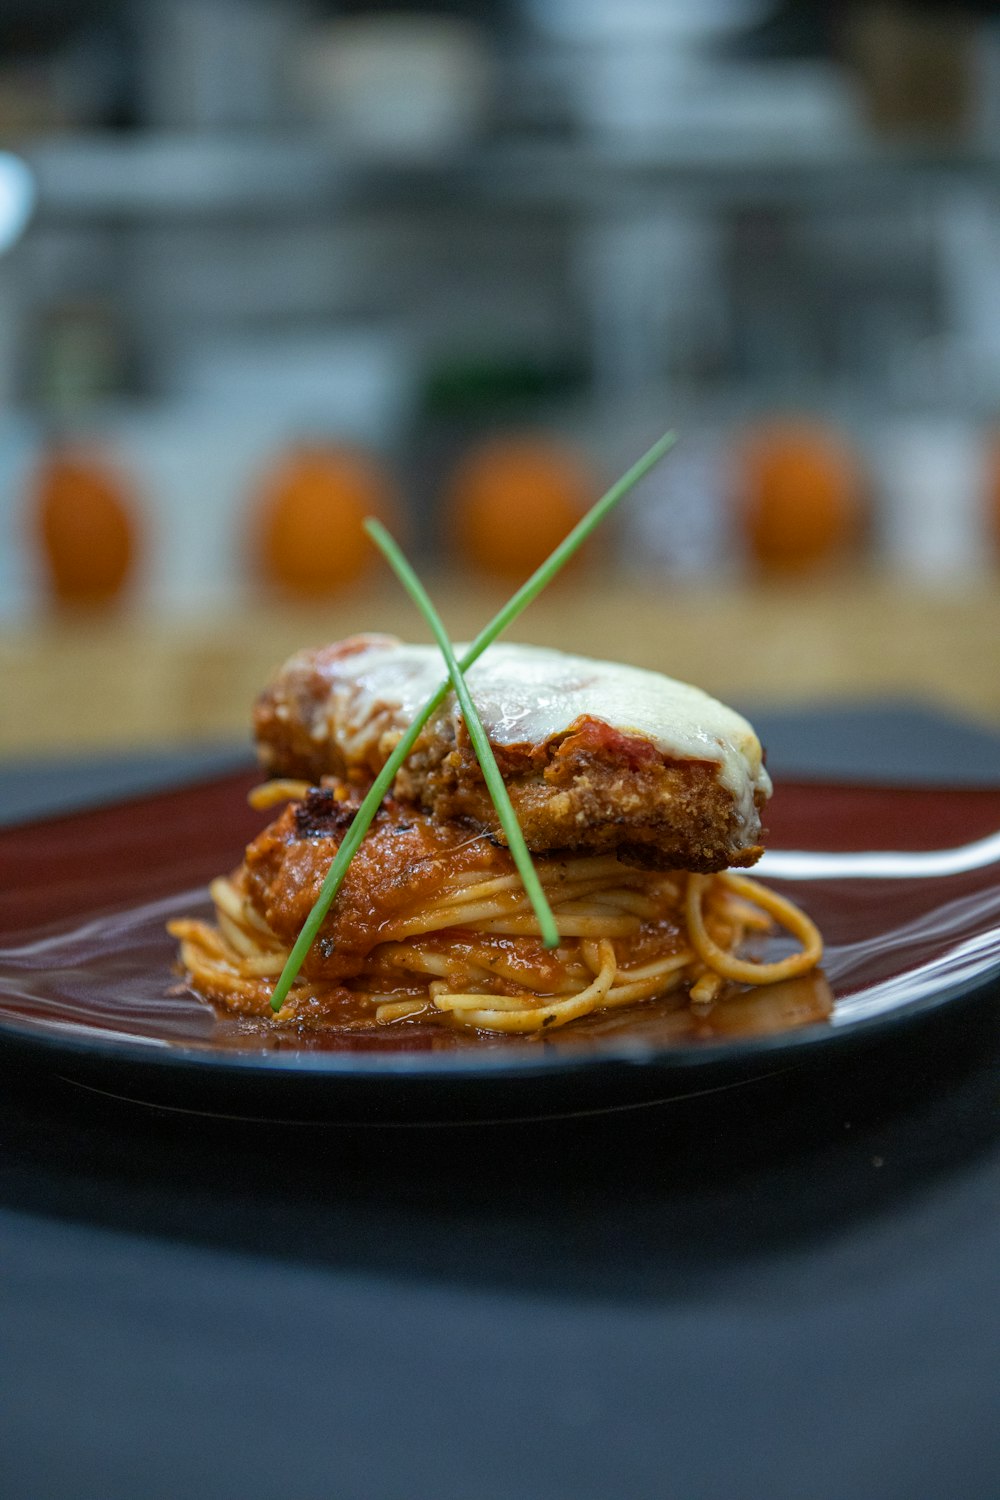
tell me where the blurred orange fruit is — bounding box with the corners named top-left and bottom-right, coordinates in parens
top-left (254, 444), bottom-right (399, 596)
top-left (734, 422), bottom-right (864, 574)
top-left (30, 449), bottom-right (138, 607)
top-left (987, 434), bottom-right (1000, 561)
top-left (445, 435), bottom-right (596, 579)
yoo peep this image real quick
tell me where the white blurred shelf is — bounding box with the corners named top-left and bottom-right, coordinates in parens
top-left (18, 129), bottom-right (1000, 220)
top-left (22, 133), bottom-right (347, 217)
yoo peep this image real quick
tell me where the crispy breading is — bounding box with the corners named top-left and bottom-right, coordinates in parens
top-left (254, 638), bottom-right (767, 872)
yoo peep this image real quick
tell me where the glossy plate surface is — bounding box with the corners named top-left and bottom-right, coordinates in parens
top-left (1, 771), bottom-right (998, 1122)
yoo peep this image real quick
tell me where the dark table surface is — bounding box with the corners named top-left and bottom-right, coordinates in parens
top-left (2, 705), bottom-right (999, 1500)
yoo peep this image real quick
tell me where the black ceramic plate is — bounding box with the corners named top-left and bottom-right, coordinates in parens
top-left (1, 771), bottom-right (998, 1122)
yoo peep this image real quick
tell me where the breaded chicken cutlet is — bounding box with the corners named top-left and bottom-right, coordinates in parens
top-left (253, 636), bottom-right (772, 874)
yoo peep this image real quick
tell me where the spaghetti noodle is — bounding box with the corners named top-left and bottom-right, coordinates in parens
top-left (169, 780), bottom-right (822, 1036)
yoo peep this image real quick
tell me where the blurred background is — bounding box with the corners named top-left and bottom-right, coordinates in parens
top-left (1, 0), bottom-right (999, 756)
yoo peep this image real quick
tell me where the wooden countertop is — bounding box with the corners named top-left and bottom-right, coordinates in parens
top-left (2, 572), bottom-right (998, 755)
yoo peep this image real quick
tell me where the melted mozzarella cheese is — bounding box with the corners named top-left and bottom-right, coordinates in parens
top-left (319, 640), bottom-right (772, 831)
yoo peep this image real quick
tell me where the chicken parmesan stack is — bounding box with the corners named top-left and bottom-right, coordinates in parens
top-left (170, 636), bottom-right (822, 1035)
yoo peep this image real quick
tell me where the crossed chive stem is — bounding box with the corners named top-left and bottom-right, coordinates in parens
top-left (268, 429), bottom-right (678, 1012)
top-left (365, 518), bottom-right (560, 949)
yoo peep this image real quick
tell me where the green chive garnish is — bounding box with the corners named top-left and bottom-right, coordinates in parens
top-left (268, 428), bottom-right (677, 1011)
top-left (365, 518), bottom-right (560, 949)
